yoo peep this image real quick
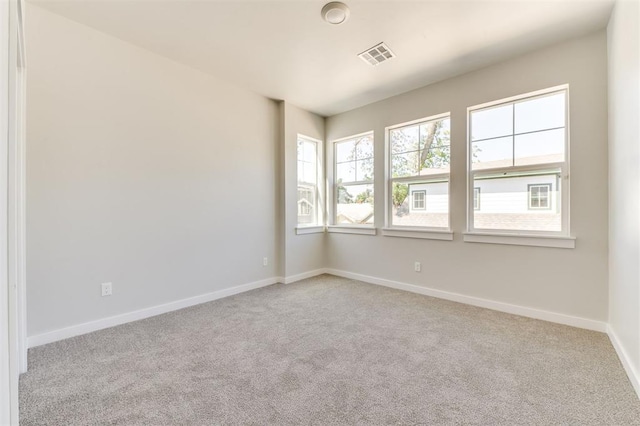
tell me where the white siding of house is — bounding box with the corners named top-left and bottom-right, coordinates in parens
top-left (474, 175), bottom-right (558, 213)
top-left (409, 182), bottom-right (448, 213)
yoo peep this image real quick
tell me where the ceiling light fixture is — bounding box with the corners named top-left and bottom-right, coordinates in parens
top-left (321, 2), bottom-right (350, 25)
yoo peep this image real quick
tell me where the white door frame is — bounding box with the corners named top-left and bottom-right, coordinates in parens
top-left (1, 0), bottom-right (26, 423)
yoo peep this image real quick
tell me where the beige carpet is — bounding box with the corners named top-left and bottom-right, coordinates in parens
top-left (20, 274), bottom-right (640, 425)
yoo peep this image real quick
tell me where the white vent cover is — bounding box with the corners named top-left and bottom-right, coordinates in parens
top-left (358, 42), bottom-right (395, 66)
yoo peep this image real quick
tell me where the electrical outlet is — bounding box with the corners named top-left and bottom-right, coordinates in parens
top-left (101, 282), bottom-right (112, 297)
top-left (263, 257), bottom-right (268, 267)
top-left (414, 262), bottom-right (421, 272)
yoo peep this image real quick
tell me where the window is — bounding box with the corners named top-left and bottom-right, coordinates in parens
top-left (298, 188), bottom-right (313, 216)
top-left (473, 188), bottom-right (480, 211)
top-left (297, 136), bottom-right (320, 226)
top-left (528, 184), bottom-right (551, 210)
top-left (412, 190), bottom-right (426, 210)
top-left (334, 133), bottom-right (374, 225)
top-left (387, 114), bottom-right (450, 229)
top-left (468, 87), bottom-right (567, 234)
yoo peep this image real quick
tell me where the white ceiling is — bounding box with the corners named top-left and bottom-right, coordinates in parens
top-left (31, 0), bottom-right (614, 116)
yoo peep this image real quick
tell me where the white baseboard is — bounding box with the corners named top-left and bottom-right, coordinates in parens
top-left (607, 326), bottom-right (640, 400)
top-left (27, 276), bottom-right (280, 348)
top-left (325, 268), bottom-right (607, 333)
top-left (281, 268), bottom-right (327, 284)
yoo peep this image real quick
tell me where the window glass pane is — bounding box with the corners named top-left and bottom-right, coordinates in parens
top-left (355, 137), bottom-right (374, 159)
top-left (471, 104), bottom-right (513, 141)
top-left (472, 173), bottom-right (560, 232)
top-left (471, 137), bottom-right (513, 170)
top-left (515, 92), bottom-right (565, 134)
top-left (297, 137), bottom-right (319, 227)
top-left (303, 141), bottom-right (316, 163)
top-left (391, 181), bottom-right (449, 228)
top-left (392, 151), bottom-right (420, 178)
top-left (419, 118), bottom-right (450, 150)
top-left (336, 162), bottom-right (356, 183)
top-left (297, 141), bottom-right (304, 161)
top-left (514, 128), bottom-right (564, 166)
top-left (336, 183), bottom-right (374, 225)
top-left (335, 140), bottom-right (355, 163)
top-left (297, 186), bottom-right (316, 225)
top-left (356, 158), bottom-right (374, 181)
top-left (421, 146), bottom-right (450, 174)
top-left (390, 126), bottom-right (419, 153)
top-left (300, 161), bottom-right (316, 184)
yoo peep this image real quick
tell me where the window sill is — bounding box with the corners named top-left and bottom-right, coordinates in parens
top-left (381, 227), bottom-right (453, 241)
top-left (463, 232), bottom-right (575, 249)
top-left (327, 226), bottom-right (377, 236)
top-left (295, 226), bottom-right (326, 235)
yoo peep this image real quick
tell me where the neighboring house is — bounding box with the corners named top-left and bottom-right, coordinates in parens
top-left (406, 174), bottom-right (559, 214)
top-left (297, 186), bottom-right (317, 225)
top-left (394, 172), bottom-right (561, 231)
top-left (297, 198), bottom-right (314, 224)
top-left (336, 203), bottom-right (374, 225)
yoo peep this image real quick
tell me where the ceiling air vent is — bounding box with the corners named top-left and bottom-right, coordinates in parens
top-left (358, 42), bottom-right (395, 66)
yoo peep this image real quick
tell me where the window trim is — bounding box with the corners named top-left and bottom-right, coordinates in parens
top-left (528, 183), bottom-right (552, 210)
top-left (327, 225), bottom-right (377, 236)
top-left (412, 190), bottom-right (426, 210)
top-left (463, 232), bottom-right (575, 249)
top-left (385, 112), bottom-right (452, 234)
top-left (466, 85), bottom-right (570, 239)
top-left (473, 187), bottom-right (481, 211)
top-left (332, 131), bottom-right (375, 227)
top-left (296, 134), bottom-right (324, 229)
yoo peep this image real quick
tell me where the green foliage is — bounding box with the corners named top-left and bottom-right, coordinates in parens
top-left (391, 120), bottom-right (451, 178)
top-left (392, 183), bottom-right (408, 208)
top-left (355, 189), bottom-right (374, 204)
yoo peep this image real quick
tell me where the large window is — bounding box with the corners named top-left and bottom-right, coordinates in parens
top-left (387, 114), bottom-right (450, 229)
top-left (468, 87), bottom-right (568, 234)
top-left (297, 136), bottom-right (321, 226)
top-left (334, 132), bottom-right (374, 225)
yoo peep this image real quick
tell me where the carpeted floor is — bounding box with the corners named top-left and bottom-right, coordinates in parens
top-left (20, 275), bottom-right (640, 425)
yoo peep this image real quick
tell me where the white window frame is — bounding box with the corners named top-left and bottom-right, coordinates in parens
top-left (528, 183), bottom-right (552, 210)
top-left (382, 113), bottom-right (453, 240)
top-left (331, 131), bottom-right (375, 229)
top-left (412, 190), bottom-right (426, 210)
top-left (465, 85), bottom-right (573, 248)
top-left (473, 187), bottom-right (480, 211)
top-left (297, 190), bottom-right (313, 216)
top-left (296, 135), bottom-right (324, 232)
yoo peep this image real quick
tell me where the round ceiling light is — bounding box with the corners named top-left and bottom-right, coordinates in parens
top-left (321, 2), bottom-right (350, 25)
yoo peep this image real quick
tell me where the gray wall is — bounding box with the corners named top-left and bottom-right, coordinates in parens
top-left (26, 5), bottom-right (280, 336)
top-left (608, 0), bottom-right (640, 389)
top-left (326, 31), bottom-right (609, 322)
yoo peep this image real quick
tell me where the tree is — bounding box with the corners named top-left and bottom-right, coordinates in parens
top-left (355, 188), bottom-right (373, 204)
top-left (336, 179), bottom-right (354, 204)
top-left (392, 183), bottom-right (408, 208)
top-left (390, 121), bottom-right (449, 210)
